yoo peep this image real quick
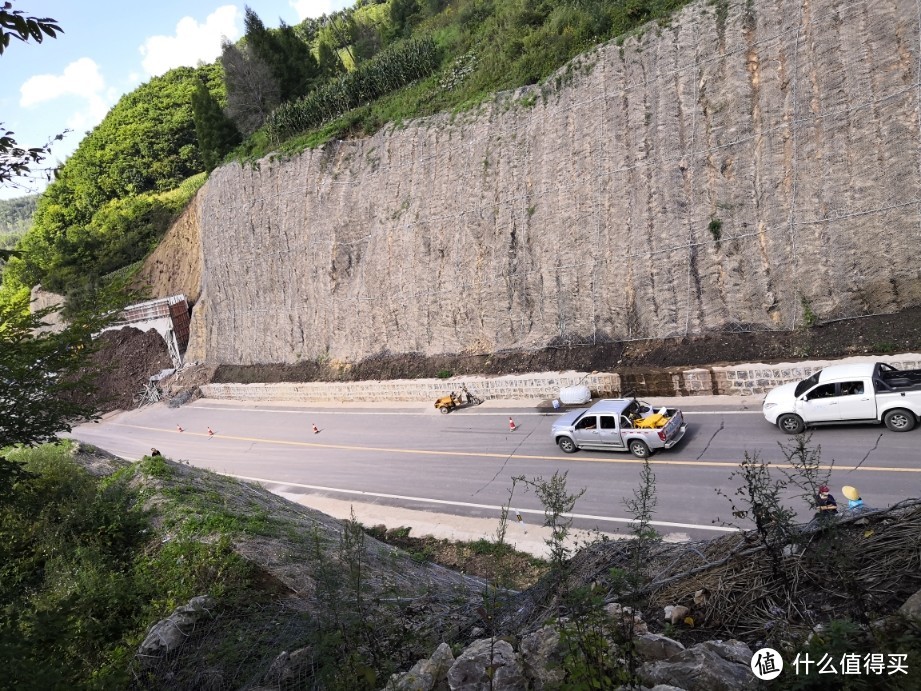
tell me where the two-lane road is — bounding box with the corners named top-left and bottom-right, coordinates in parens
top-left (68, 399), bottom-right (921, 541)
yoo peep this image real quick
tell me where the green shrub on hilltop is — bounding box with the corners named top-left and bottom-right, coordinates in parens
top-left (266, 36), bottom-right (440, 143)
top-left (4, 172), bottom-right (205, 313)
top-left (0, 63), bottom-right (218, 306)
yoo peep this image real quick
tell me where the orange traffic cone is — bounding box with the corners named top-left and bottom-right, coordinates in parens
top-left (312, 424), bottom-right (320, 434)
top-left (509, 417), bottom-right (517, 431)
top-left (207, 427), bottom-right (214, 436)
top-left (176, 425), bottom-right (184, 432)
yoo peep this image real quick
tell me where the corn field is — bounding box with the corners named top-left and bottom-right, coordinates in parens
top-left (266, 37), bottom-right (440, 144)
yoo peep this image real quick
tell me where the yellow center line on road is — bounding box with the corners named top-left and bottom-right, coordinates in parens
top-left (112, 423), bottom-right (921, 473)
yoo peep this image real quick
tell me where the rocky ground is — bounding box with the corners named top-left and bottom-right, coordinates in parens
top-left (92, 308), bottom-right (921, 414)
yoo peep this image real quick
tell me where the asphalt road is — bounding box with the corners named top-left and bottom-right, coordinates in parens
top-left (67, 398), bottom-right (921, 542)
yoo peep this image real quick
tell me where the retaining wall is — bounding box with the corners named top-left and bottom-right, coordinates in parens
top-left (199, 354), bottom-right (921, 403)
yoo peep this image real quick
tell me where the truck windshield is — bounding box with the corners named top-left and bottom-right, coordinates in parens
top-left (794, 372), bottom-right (821, 397)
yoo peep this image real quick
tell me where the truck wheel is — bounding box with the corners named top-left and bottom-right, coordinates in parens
top-left (629, 440), bottom-right (650, 459)
top-left (558, 437), bottom-right (578, 454)
top-left (883, 408), bottom-right (916, 432)
top-left (439, 406), bottom-right (449, 414)
top-left (777, 414), bottom-right (805, 434)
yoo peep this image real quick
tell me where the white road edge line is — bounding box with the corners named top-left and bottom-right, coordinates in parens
top-left (227, 473), bottom-right (739, 533)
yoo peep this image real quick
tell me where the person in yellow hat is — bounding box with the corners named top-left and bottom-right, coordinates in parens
top-left (842, 485), bottom-right (864, 510)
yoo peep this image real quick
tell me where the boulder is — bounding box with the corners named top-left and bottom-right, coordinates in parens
top-left (520, 627), bottom-right (564, 690)
top-left (697, 640), bottom-right (752, 666)
top-left (386, 642), bottom-right (455, 690)
top-left (634, 633), bottom-right (686, 661)
top-left (265, 647), bottom-right (313, 686)
top-left (899, 586), bottom-right (921, 621)
top-left (137, 595), bottom-right (215, 665)
top-left (638, 641), bottom-right (757, 691)
top-left (447, 638), bottom-right (525, 690)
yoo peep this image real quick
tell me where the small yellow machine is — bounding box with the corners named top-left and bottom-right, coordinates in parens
top-left (434, 391), bottom-right (463, 414)
top-left (434, 385), bottom-right (483, 414)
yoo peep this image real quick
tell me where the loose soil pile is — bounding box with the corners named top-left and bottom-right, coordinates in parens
top-left (89, 307), bottom-right (921, 413)
top-left (83, 328), bottom-right (174, 413)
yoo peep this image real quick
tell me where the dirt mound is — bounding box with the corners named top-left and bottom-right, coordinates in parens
top-left (158, 363), bottom-right (218, 407)
top-left (85, 328), bottom-right (174, 413)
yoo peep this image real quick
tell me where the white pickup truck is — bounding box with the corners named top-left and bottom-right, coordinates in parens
top-left (552, 398), bottom-right (687, 458)
top-left (762, 362), bottom-right (921, 434)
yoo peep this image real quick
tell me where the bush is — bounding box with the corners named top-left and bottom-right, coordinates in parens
top-left (0, 443), bottom-right (257, 688)
top-left (266, 37), bottom-right (440, 143)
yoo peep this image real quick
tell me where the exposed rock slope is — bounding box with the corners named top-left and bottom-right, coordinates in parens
top-left (148, 0), bottom-right (921, 366)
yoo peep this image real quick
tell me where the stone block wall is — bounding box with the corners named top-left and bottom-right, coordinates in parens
top-left (201, 372), bottom-right (620, 403)
top-left (710, 355), bottom-right (921, 396)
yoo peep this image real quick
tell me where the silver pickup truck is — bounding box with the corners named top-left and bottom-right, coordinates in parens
top-left (551, 398), bottom-right (687, 458)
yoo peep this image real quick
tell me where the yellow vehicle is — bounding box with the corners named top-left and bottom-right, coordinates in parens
top-left (434, 385), bottom-right (483, 414)
top-left (434, 391), bottom-right (464, 414)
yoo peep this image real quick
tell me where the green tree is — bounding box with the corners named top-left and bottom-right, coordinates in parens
top-left (0, 298), bottom-right (103, 450)
top-left (244, 6), bottom-right (319, 100)
top-left (316, 11), bottom-right (360, 68)
top-left (0, 287), bottom-right (112, 500)
top-left (316, 38), bottom-right (346, 78)
top-left (0, 126), bottom-right (67, 190)
top-left (191, 80), bottom-right (241, 172)
top-left (387, 0), bottom-right (421, 41)
top-left (221, 40), bottom-right (280, 135)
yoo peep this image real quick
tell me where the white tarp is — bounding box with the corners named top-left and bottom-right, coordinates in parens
top-left (559, 384), bottom-right (591, 405)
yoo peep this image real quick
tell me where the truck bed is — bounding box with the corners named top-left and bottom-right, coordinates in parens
top-left (878, 367), bottom-right (921, 391)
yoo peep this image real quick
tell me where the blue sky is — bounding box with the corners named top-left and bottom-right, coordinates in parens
top-left (1, 0), bottom-right (353, 200)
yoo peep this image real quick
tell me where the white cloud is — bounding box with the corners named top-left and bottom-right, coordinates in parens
top-left (140, 5), bottom-right (242, 77)
top-left (290, 0), bottom-right (349, 20)
top-left (19, 58), bottom-right (113, 139)
top-left (65, 94), bottom-right (111, 133)
top-left (19, 58), bottom-right (106, 108)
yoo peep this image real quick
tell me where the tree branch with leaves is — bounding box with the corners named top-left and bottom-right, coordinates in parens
top-left (0, 1), bottom-right (61, 54)
top-left (1, 3), bottom-right (66, 188)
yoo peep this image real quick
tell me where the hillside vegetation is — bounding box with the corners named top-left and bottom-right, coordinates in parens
top-left (0, 0), bottom-right (695, 313)
top-left (0, 442), bottom-right (490, 689)
top-left (4, 440), bottom-right (921, 688)
top-left (0, 194), bottom-right (36, 251)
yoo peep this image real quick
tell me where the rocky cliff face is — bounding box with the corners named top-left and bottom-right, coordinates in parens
top-left (167, 0), bottom-right (920, 366)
